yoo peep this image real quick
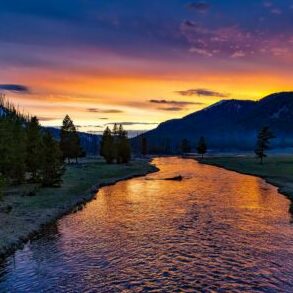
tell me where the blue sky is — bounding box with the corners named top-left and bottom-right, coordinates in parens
top-left (0, 1), bottom-right (292, 132)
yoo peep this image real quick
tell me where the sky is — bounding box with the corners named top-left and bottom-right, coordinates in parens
top-left (0, 0), bottom-right (292, 134)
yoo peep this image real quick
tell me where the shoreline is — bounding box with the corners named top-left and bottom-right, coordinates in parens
top-left (195, 157), bottom-right (293, 206)
top-left (0, 159), bottom-right (159, 260)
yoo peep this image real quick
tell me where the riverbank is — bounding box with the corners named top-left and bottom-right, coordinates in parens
top-left (0, 158), bottom-right (158, 259)
top-left (199, 155), bottom-right (293, 202)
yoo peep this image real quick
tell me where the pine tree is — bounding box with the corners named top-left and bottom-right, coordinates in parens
top-left (100, 127), bottom-right (115, 164)
top-left (0, 97), bottom-right (26, 183)
top-left (26, 116), bottom-right (42, 181)
top-left (255, 127), bottom-right (275, 164)
top-left (0, 114), bottom-right (26, 183)
top-left (60, 115), bottom-right (82, 163)
top-left (117, 124), bottom-right (131, 164)
top-left (112, 123), bottom-right (119, 162)
top-left (40, 132), bottom-right (63, 186)
top-left (197, 136), bottom-right (207, 159)
top-left (100, 125), bottom-right (131, 164)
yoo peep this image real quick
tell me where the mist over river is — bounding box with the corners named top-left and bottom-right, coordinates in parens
top-left (0, 157), bottom-right (292, 292)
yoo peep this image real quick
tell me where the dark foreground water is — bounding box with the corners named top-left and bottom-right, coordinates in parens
top-left (0, 157), bottom-right (293, 292)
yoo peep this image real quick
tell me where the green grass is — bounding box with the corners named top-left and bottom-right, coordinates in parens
top-left (201, 155), bottom-right (293, 200)
top-left (0, 158), bottom-right (157, 256)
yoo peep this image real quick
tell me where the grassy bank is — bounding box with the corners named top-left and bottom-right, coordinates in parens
top-left (0, 158), bottom-right (158, 258)
top-left (200, 155), bottom-right (293, 201)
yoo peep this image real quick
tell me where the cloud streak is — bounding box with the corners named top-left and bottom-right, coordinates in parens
top-left (86, 108), bottom-right (124, 113)
top-left (0, 84), bottom-right (30, 93)
top-left (158, 107), bottom-right (183, 111)
top-left (176, 89), bottom-right (229, 98)
top-left (149, 99), bottom-right (204, 106)
top-left (106, 122), bottom-right (158, 126)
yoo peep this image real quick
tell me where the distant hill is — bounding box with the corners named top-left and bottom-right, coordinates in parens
top-left (44, 127), bottom-right (100, 156)
top-left (133, 92), bottom-right (293, 152)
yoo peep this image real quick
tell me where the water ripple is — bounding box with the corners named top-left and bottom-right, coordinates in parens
top-left (0, 157), bottom-right (292, 292)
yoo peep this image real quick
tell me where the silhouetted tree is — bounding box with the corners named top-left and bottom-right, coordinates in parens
top-left (255, 127), bottom-right (275, 164)
top-left (26, 116), bottom-right (42, 181)
top-left (197, 136), bottom-right (207, 159)
top-left (141, 135), bottom-right (148, 157)
top-left (0, 112), bottom-right (26, 183)
top-left (181, 138), bottom-right (191, 154)
top-left (60, 115), bottom-right (82, 163)
top-left (40, 132), bottom-right (63, 186)
top-left (117, 124), bottom-right (131, 163)
top-left (100, 125), bottom-right (131, 164)
top-left (100, 127), bottom-right (115, 164)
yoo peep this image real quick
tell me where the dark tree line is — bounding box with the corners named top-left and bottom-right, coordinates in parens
top-left (138, 135), bottom-right (209, 157)
top-left (179, 136), bottom-right (207, 158)
top-left (0, 96), bottom-right (63, 188)
top-left (0, 96), bottom-right (85, 196)
top-left (100, 124), bottom-right (131, 164)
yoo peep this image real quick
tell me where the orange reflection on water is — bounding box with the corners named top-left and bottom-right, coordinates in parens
top-left (1, 157), bottom-right (292, 292)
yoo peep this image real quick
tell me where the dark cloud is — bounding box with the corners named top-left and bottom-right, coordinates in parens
top-left (158, 107), bottom-right (183, 111)
top-left (176, 89), bottom-right (229, 98)
top-left (182, 20), bottom-right (199, 28)
top-left (186, 2), bottom-right (210, 12)
top-left (37, 116), bottom-right (58, 121)
top-left (0, 84), bottom-right (30, 93)
top-left (86, 108), bottom-right (123, 113)
top-left (149, 99), bottom-right (204, 106)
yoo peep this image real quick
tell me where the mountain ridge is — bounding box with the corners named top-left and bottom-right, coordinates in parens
top-left (134, 92), bottom-right (293, 152)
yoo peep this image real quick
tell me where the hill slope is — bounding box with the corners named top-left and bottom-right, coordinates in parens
top-left (135, 92), bottom-right (293, 152)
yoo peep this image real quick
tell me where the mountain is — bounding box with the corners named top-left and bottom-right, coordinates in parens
top-left (134, 92), bottom-right (293, 152)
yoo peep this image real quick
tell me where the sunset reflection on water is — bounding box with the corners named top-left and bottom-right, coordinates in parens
top-left (0, 157), bottom-right (292, 292)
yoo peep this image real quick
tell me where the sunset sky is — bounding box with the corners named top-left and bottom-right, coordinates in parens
top-left (0, 0), bottom-right (292, 134)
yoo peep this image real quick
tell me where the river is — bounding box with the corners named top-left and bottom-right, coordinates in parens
top-left (0, 157), bottom-right (292, 292)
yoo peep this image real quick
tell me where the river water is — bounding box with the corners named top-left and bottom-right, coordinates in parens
top-left (0, 157), bottom-right (292, 292)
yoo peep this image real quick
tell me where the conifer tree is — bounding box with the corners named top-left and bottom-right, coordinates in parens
top-left (117, 124), bottom-right (131, 163)
top-left (40, 132), bottom-right (63, 186)
top-left (255, 127), bottom-right (275, 164)
top-left (112, 123), bottom-right (119, 162)
top-left (60, 115), bottom-right (82, 163)
top-left (197, 136), bottom-right (207, 159)
top-left (100, 126), bottom-right (115, 164)
top-left (1, 113), bottom-right (26, 182)
top-left (26, 116), bottom-right (42, 181)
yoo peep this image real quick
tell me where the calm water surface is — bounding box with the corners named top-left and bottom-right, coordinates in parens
top-left (0, 157), bottom-right (293, 292)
